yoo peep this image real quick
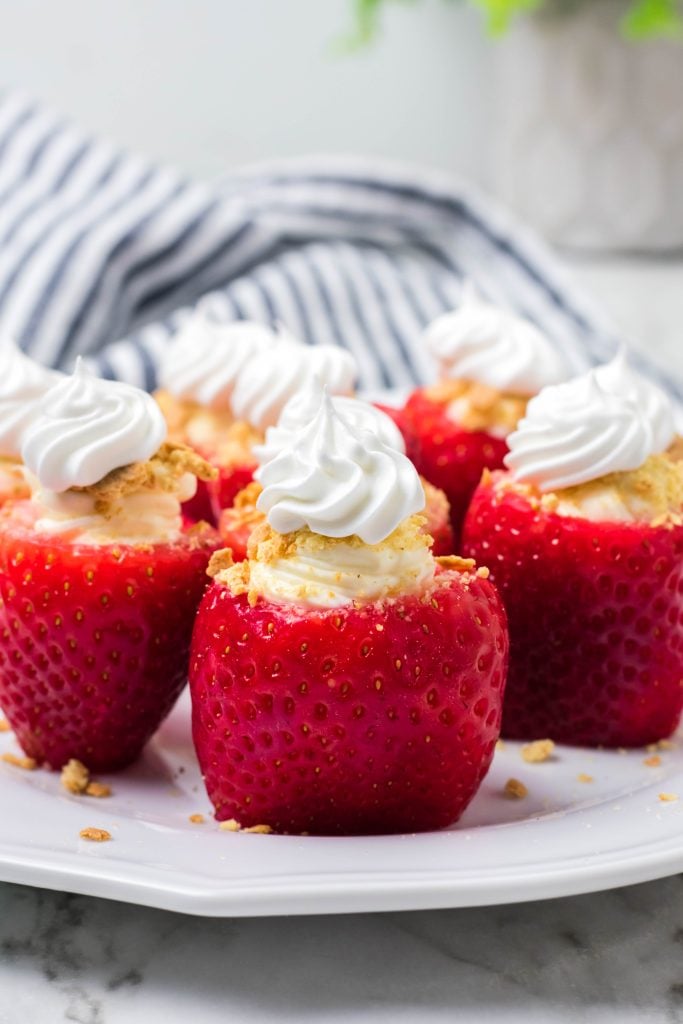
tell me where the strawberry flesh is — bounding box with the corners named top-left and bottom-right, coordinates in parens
top-left (190, 569), bottom-right (508, 835)
top-left (462, 475), bottom-right (683, 747)
top-left (0, 502), bottom-right (220, 770)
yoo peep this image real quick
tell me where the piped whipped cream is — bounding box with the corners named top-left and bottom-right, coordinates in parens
top-left (231, 342), bottom-right (357, 432)
top-left (159, 311), bottom-right (277, 410)
top-left (255, 379), bottom-right (405, 467)
top-left (0, 335), bottom-right (62, 457)
top-left (424, 282), bottom-right (568, 396)
top-left (256, 390), bottom-right (423, 544)
top-left (505, 355), bottom-right (676, 493)
top-left (22, 360), bottom-right (167, 492)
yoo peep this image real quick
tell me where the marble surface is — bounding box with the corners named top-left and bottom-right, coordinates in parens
top-left (1, 257), bottom-right (682, 1024)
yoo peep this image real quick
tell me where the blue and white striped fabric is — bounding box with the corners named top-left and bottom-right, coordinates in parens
top-left (0, 90), bottom-right (676, 402)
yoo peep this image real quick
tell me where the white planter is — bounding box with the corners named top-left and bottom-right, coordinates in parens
top-left (492, 1), bottom-right (683, 252)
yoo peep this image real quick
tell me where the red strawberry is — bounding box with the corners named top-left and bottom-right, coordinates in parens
top-left (208, 462), bottom-right (257, 523)
top-left (402, 389), bottom-right (508, 542)
top-left (462, 473), bottom-right (683, 747)
top-left (181, 477), bottom-right (216, 527)
top-left (189, 566), bottom-right (508, 835)
top-left (0, 501), bottom-right (220, 771)
top-left (422, 480), bottom-right (454, 557)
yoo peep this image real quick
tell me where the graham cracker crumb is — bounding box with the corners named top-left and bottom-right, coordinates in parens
top-left (207, 547), bottom-right (235, 579)
top-left (658, 793), bottom-right (678, 803)
top-left (435, 555), bottom-right (476, 573)
top-left (577, 773), bottom-right (594, 784)
top-left (644, 755), bottom-right (662, 767)
top-left (658, 739), bottom-right (675, 750)
top-left (61, 759), bottom-right (90, 794)
top-left (79, 827), bottom-right (111, 842)
top-left (495, 739), bottom-right (505, 752)
top-left (243, 823), bottom-right (273, 834)
top-left (521, 739), bottom-right (555, 764)
top-left (189, 813), bottom-right (205, 824)
top-left (0, 718), bottom-right (10, 732)
top-left (646, 743), bottom-right (658, 753)
top-left (71, 441), bottom-right (216, 517)
top-left (426, 378), bottom-right (527, 434)
top-left (2, 752), bottom-right (37, 770)
top-left (504, 778), bottom-right (528, 799)
top-left (218, 818), bottom-right (241, 832)
top-left (476, 566), bottom-right (490, 579)
top-left (85, 781), bottom-right (111, 798)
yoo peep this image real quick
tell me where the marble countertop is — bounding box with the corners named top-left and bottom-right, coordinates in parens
top-left (1, 256), bottom-right (682, 1024)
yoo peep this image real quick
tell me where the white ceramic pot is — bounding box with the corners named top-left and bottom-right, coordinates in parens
top-left (492, 1), bottom-right (683, 252)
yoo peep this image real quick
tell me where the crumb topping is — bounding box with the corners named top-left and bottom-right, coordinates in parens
top-left (70, 442), bottom-right (216, 519)
top-left (425, 378), bottom-right (527, 434)
top-left (504, 777), bottom-right (528, 799)
top-left (213, 514), bottom-right (433, 605)
top-left (79, 827), bottom-right (111, 842)
top-left (499, 449), bottom-right (683, 527)
top-left (521, 739), bottom-right (555, 764)
top-left (218, 818), bottom-right (241, 832)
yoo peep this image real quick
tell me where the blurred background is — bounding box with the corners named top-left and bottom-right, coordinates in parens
top-left (2, 0), bottom-right (682, 374)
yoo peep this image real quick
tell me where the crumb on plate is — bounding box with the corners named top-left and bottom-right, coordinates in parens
top-left (0, 718), bottom-right (10, 733)
top-left (504, 777), bottom-right (528, 799)
top-left (86, 781), bottom-right (111, 798)
top-left (79, 827), bottom-right (111, 842)
top-left (189, 813), bottom-right (205, 824)
top-left (218, 818), bottom-right (241, 832)
top-left (2, 752), bottom-right (37, 770)
top-left (577, 773), bottom-right (594, 784)
top-left (521, 739), bottom-right (555, 764)
top-left (644, 755), bottom-right (662, 768)
top-left (61, 758), bottom-right (90, 794)
top-left (658, 793), bottom-right (678, 803)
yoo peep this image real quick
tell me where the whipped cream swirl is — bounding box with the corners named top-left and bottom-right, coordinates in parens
top-left (424, 282), bottom-right (567, 395)
top-left (595, 347), bottom-right (674, 454)
top-left (158, 311), bottom-right (277, 410)
top-left (255, 379), bottom-right (405, 467)
top-left (505, 358), bottom-right (676, 492)
top-left (255, 390), bottom-right (424, 544)
top-left (0, 335), bottom-right (62, 457)
top-left (232, 342), bottom-right (357, 432)
top-left (22, 360), bottom-right (168, 492)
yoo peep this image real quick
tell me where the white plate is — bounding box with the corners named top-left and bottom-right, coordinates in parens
top-left (1, 693), bottom-right (682, 917)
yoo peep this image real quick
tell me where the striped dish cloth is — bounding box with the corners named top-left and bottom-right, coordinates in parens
top-left (0, 90), bottom-right (675, 400)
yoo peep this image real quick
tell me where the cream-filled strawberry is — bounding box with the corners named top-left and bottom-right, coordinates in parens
top-left (0, 361), bottom-right (220, 770)
top-left (219, 383), bottom-right (454, 559)
top-left (401, 283), bottom-right (569, 540)
top-left (189, 391), bottom-right (508, 835)
top-left (0, 335), bottom-right (62, 505)
top-left (462, 353), bottom-right (683, 747)
top-left (156, 310), bottom-right (357, 522)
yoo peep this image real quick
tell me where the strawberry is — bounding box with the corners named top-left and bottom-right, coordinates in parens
top-left (462, 473), bottom-right (683, 747)
top-left (401, 389), bottom-right (508, 542)
top-left (0, 501), bottom-right (220, 770)
top-left (181, 477), bottom-right (216, 527)
top-left (189, 566), bottom-right (508, 835)
top-left (208, 462), bottom-right (257, 523)
top-left (422, 480), bottom-right (454, 557)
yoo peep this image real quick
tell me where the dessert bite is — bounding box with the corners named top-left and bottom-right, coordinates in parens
top-left (156, 309), bottom-right (357, 523)
top-left (219, 383), bottom-right (455, 559)
top-left (0, 336), bottom-right (62, 505)
top-left (400, 283), bottom-right (569, 539)
top-left (189, 390), bottom-right (508, 835)
top-left (0, 361), bottom-right (220, 771)
top-left (462, 352), bottom-right (683, 747)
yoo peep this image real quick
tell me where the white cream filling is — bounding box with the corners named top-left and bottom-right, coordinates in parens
top-left (30, 473), bottom-right (197, 546)
top-left (248, 542), bottom-right (436, 608)
top-left (0, 460), bottom-right (27, 499)
top-left (553, 486), bottom-right (650, 524)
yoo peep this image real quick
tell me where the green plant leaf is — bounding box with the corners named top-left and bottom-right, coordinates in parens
top-left (466, 0), bottom-right (544, 34)
top-left (622, 0), bottom-right (683, 38)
